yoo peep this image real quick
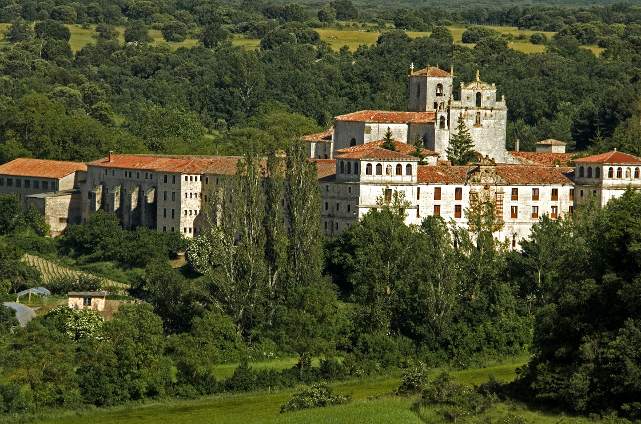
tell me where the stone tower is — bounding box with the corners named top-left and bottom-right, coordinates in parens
top-left (407, 65), bottom-right (453, 112)
top-left (448, 70), bottom-right (510, 162)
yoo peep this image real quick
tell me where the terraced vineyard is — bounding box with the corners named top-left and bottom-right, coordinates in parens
top-left (22, 254), bottom-right (128, 291)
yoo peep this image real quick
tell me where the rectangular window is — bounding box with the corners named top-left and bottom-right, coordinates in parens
top-left (551, 188), bottom-right (558, 201)
top-left (454, 205), bottom-right (462, 218)
top-left (172, 192), bottom-right (176, 201)
top-left (15, 179), bottom-right (21, 188)
top-left (511, 206), bottom-right (518, 219)
top-left (24, 180), bottom-right (30, 189)
top-left (434, 205), bottom-right (440, 216)
top-left (336, 203), bottom-right (340, 211)
top-left (6, 178), bottom-right (12, 187)
top-left (171, 209), bottom-right (175, 219)
top-left (163, 226), bottom-right (167, 232)
top-left (532, 206), bottom-right (539, 219)
top-left (511, 188), bottom-right (518, 201)
top-left (0, 178), bottom-right (3, 186)
top-left (455, 187), bottom-right (462, 200)
top-left (163, 208), bottom-right (167, 218)
top-left (164, 175), bottom-right (167, 183)
top-left (42, 181), bottom-right (48, 190)
top-left (417, 187), bottom-right (421, 200)
top-left (172, 175), bottom-right (176, 184)
top-left (384, 189), bottom-right (392, 203)
top-left (568, 205), bottom-right (574, 215)
top-left (185, 176), bottom-right (188, 182)
top-left (416, 206), bottom-right (420, 218)
top-left (532, 188), bottom-right (539, 201)
top-left (434, 187), bottom-right (441, 200)
top-left (324, 202), bottom-right (328, 211)
top-left (83, 297), bottom-right (92, 306)
top-left (551, 206), bottom-right (558, 219)
top-left (58, 217), bottom-right (67, 224)
top-left (34, 180), bottom-right (39, 189)
top-left (163, 191), bottom-right (167, 201)
top-left (569, 189), bottom-right (574, 201)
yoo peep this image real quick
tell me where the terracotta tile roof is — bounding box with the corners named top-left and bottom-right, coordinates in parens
top-left (574, 150), bottom-right (641, 165)
top-left (417, 164), bottom-right (573, 185)
top-left (418, 165), bottom-right (470, 184)
top-left (411, 66), bottom-right (451, 78)
top-left (510, 151), bottom-right (574, 166)
top-left (335, 110), bottom-right (436, 124)
top-left (89, 154), bottom-right (243, 175)
top-left (337, 140), bottom-right (438, 157)
top-left (536, 139), bottom-right (566, 146)
top-left (302, 129), bottom-right (333, 143)
top-left (495, 165), bottom-right (573, 185)
top-left (335, 143), bottom-right (420, 161)
top-left (0, 158), bottom-right (87, 179)
top-left (311, 159), bottom-right (336, 180)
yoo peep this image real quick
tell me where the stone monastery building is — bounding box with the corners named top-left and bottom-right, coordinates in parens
top-left (1, 66), bottom-right (641, 247)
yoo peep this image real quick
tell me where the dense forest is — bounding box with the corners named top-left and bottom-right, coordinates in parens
top-left (1, 0), bottom-right (641, 421)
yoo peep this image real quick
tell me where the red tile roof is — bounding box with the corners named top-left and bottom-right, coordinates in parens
top-left (411, 66), bottom-right (451, 78)
top-left (510, 151), bottom-right (574, 166)
top-left (302, 129), bottom-right (333, 143)
top-left (574, 150), bottom-right (641, 164)
top-left (418, 165), bottom-right (470, 184)
top-left (0, 158), bottom-right (87, 179)
top-left (418, 164), bottom-right (573, 185)
top-left (89, 154), bottom-right (243, 175)
top-left (335, 110), bottom-right (436, 124)
top-left (311, 159), bottom-right (336, 180)
top-left (335, 143), bottom-right (420, 161)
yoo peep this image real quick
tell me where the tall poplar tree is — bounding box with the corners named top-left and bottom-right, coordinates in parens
top-left (447, 114), bottom-right (476, 165)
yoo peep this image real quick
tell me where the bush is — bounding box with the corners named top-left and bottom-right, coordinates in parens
top-left (461, 26), bottom-right (501, 44)
top-left (529, 33), bottom-right (548, 45)
top-left (47, 274), bottom-right (102, 295)
top-left (161, 21), bottom-right (188, 42)
top-left (280, 383), bottom-right (350, 413)
top-left (397, 363), bottom-right (429, 396)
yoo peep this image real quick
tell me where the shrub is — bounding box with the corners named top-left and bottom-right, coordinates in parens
top-left (461, 26), bottom-right (501, 44)
top-left (47, 274), bottom-right (102, 295)
top-left (224, 360), bottom-right (256, 392)
top-left (529, 33), bottom-right (548, 45)
top-left (319, 358), bottom-right (348, 380)
top-left (280, 383), bottom-right (350, 413)
top-left (397, 363), bottom-right (429, 396)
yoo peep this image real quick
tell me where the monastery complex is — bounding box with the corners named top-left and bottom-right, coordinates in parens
top-left (1, 66), bottom-right (641, 247)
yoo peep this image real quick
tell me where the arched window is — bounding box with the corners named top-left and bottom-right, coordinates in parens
top-left (436, 83), bottom-right (443, 96)
top-left (476, 92), bottom-right (482, 107)
top-left (350, 138), bottom-right (356, 147)
top-left (347, 162), bottom-right (351, 174)
top-left (395, 164), bottom-right (402, 175)
top-left (354, 162), bottom-right (358, 174)
top-left (375, 163), bottom-right (382, 175)
top-left (626, 167), bottom-right (631, 178)
top-left (406, 164), bottom-right (412, 175)
top-left (608, 167), bottom-right (614, 178)
top-left (475, 112), bottom-right (481, 126)
top-left (366, 163), bottom-right (372, 175)
top-left (340, 161), bottom-right (344, 174)
top-left (587, 167), bottom-right (592, 178)
top-left (636, 168), bottom-right (640, 178)
top-left (439, 116), bottom-right (446, 129)
top-left (596, 167), bottom-right (601, 178)
top-left (579, 166), bottom-right (584, 178)
top-left (386, 165), bottom-right (392, 176)
top-left (617, 167), bottom-right (623, 178)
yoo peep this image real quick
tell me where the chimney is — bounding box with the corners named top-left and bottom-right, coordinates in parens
top-left (515, 139), bottom-right (520, 152)
top-left (108, 151), bottom-right (113, 162)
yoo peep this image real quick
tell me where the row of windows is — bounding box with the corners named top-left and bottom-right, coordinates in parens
top-left (184, 209), bottom-right (199, 216)
top-left (324, 202), bottom-right (353, 213)
top-left (102, 170), bottom-right (222, 187)
top-left (510, 188), bottom-right (565, 201)
top-left (363, 163), bottom-right (414, 176)
top-left (578, 166), bottom-right (641, 179)
top-left (0, 177), bottom-right (55, 190)
top-left (510, 205), bottom-right (570, 219)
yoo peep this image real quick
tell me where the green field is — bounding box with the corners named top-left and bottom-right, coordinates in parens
top-left (26, 356), bottom-right (595, 424)
top-left (0, 23), bottom-right (603, 55)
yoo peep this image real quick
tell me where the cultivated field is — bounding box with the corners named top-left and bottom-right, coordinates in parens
top-left (29, 356), bottom-right (600, 424)
top-left (22, 253), bottom-right (127, 291)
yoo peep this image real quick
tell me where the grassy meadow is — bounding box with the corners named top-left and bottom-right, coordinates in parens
top-left (26, 355), bottom-right (597, 424)
top-left (0, 23), bottom-right (603, 55)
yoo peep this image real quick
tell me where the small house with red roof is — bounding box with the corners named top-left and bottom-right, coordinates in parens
top-left (574, 150), bottom-right (641, 206)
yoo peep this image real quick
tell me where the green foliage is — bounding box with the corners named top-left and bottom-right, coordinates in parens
top-left (0, 304), bottom-right (18, 333)
top-left (46, 274), bottom-right (102, 295)
top-left (201, 24), bottom-right (230, 48)
top-left (6, 19), bottom-right (33, 42)
top-left (381, 127), bottom-right (396, 150)
top-left (161, 21), bottom-right (188, 42)
top-left (34, 20), bottom-right (71, 41)
top-left (124, 21), bottom-right (151, 43)
top-left (529, 33), bottom-right (547, 45)
top-left (397, 363), bottom-right (430, 395)
top-left (516, 191), bottom-right (641, 418)
top-left (447, 114), bottom-right (476, 165)
top-left (462, 26), bottom-right (501, 43)
top-left (0, 241), bottom-right (41, 294)
top-left (43, 306), bottom-right (105, 341)
top-left (280, 383), bottom-right (350, 413)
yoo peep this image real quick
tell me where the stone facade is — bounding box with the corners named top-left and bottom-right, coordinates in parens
top-left (26, 191), bottom-right (83, 236)
top-left (68, 291), bottom-right (108, 311)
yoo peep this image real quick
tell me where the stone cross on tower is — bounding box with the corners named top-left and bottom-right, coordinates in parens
top-left (476, 69), bottom-right (480, 81)
top-left (409, 62), bottom-right (414, 74)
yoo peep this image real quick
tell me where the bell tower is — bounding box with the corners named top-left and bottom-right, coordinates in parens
top-left (408, 65), bottom-right (453, 112)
